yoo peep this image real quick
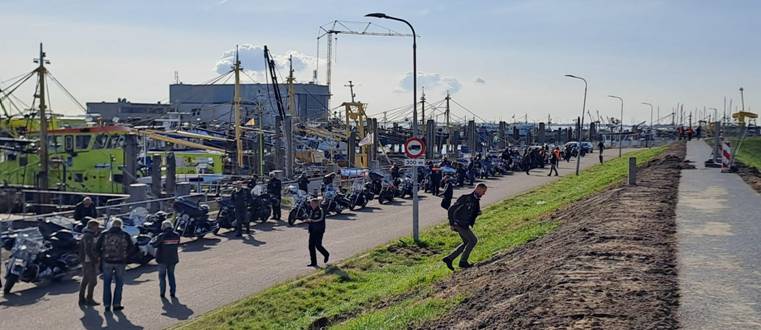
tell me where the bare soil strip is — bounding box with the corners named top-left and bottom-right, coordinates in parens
top-left (420, 143), bottom-right (686, 329)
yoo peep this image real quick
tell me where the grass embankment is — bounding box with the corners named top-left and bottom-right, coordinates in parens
top-left (178, 147), bottom-right (667, 330)
top-left (734, 136), bottom-right (761, 170)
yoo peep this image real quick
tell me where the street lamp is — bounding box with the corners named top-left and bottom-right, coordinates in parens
top-left (366, 12), bottom-right (421, 241)
top-left (609, 95), bottom-right (624, 157)
top-left (564, 74), bottom-right (587, 176)
top-left (642, 102), bottom-right (653, 147)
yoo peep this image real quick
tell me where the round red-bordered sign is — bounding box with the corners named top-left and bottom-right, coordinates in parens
top-left (404, 137), bottom-right (426, 159)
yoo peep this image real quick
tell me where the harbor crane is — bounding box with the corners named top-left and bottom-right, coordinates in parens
top-left (316, 20), bottom-right (415, 90)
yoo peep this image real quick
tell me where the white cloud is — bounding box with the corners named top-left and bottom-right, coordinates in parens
top-left (214, 44), bottom-right (317, 80)
top-left (396, 72), bottom-right (462, 95)
top-left (474, 77), bottom-right (486, 84)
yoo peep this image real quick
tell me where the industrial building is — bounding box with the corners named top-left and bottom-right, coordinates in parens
top-left (169, 83), bottom-right (330, 128)
top-left (86, 99), bottom-right (174, 123)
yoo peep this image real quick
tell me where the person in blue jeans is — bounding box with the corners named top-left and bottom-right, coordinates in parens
top-left (95, 218), bottom-right (134, 312)
top-left (151, 220), bottom-right (180, 298)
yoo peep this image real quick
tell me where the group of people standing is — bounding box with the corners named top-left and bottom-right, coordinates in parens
top-left (76, 214), bottom-right (180, 312)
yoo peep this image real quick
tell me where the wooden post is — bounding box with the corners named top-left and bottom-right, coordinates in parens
top-left (628, 157), bottom-right (637, 185)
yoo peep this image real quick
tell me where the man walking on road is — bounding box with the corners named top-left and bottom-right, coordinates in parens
top-left (267, 172), bottom-right (283, 220)
top-left (306, 198), bottom-right (330, 267)
top-left (96, 218), bottom-right (134, 312)
top-left (152, 221), bottom-right (180, 299)
top-left (232, 182), bottom-right (250, 237)
top-left (78, 219), bottom-right (100, 306)
top-left (598, 141), bottom-right (605, 164)
top-left (443, 183), bottom-right (487, 270)
top-left (548, 147), bottom-right (560, 176)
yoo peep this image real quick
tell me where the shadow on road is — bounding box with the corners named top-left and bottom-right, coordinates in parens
top-left (0, 277), bottom-right (79, 307)
top-left (180, 237), bottom-right (221, 253)
top-left (161, 296), bottom-right (194, 320)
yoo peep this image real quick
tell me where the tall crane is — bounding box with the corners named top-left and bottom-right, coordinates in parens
top-left (316, 20), bottom-right (415, 91)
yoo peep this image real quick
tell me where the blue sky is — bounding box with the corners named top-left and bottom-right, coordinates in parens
top-left (1, 0), bottom-right (758, 124)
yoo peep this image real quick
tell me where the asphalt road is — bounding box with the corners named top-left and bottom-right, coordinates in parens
top-left (676, 141), bottom-right (761, 329)
top-left (0, 151), bottom-right (627, 330)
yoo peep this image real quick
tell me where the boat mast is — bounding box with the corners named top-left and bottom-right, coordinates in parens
top-left (233, 46), bottom-right (244, 173)
top-left (35, 43), bottom-right (50, 191)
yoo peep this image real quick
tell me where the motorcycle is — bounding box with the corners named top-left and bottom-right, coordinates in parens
top-left (287, 185), bottom-right (310, 226)
top-left (214, 196), bottom-right (239, 234)
top-left (347, 181), bottom-right (369, 210)
top-left (321, 185), bottom-right (351, 215)
top-left (395, 175), bottom-right (414, 199)
top-left (173, 197), bottom-right (217, 239)
top-left (3, 227), bottom-right (81, 294)
top-left (138, 211), bottom-right (167, 236)
top-left (250, 184), bottom-right (273, 223)
top-left (377, 179), bottom-right (396, 204)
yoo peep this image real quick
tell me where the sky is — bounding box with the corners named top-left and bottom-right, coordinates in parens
top-left (1, 0), bottom-right (759, 125)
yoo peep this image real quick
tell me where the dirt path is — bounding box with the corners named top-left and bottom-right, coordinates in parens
top-left (421, 144), bottom-right (685, 329)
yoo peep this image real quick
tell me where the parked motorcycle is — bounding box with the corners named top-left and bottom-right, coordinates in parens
top-left (3, 227), bottom-right (81, 294)
top-left (173, 197), bottom-right (217, 239)
top-left (347, 181), bottom-right (369, 210)
top-left (214, 196), bottom-right (238, 234)
top-left (395, 175), bottom-right (414, 199)
top-left (321, 185), bottom-right (351, 215)
top-left (377, 179), bottom-right (396, 204)
top-left (138, 211), bottom-right (167, 236)
top-left (287, 185), bottom-right (310, 226)
top-left (250, 184), bottom-right (273, 223)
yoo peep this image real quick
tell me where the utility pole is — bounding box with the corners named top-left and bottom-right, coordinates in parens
top-left (287, 55), bottom-right (297, 117)
top-left (35, 43), bottom-right (50, 194)
top-left (445, 91), bottom-right (451, 156)
top-left (345, 80), bottom-right (356, 103)
top-left (420, 88), bottom-right (426, 133)
top-left (233, 46), bottom-right (244, 173)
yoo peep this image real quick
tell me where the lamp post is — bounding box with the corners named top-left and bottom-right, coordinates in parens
top-left (642, 102), bottom-right (653, 147)
top-left (609, 95), bottom-right (624, 157)
top-left (366, 12), bottom-right (421, 241)
top-left (564, 74), bottom-right (587, 176)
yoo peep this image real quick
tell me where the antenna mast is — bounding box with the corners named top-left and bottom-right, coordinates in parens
top-left (35, 43), bottom-right (50, 192)
top-left (233, 45), bottom-right (244, 172)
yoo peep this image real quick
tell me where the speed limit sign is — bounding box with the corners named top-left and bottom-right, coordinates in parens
top-left (404, 137), bottom-right (426, 159)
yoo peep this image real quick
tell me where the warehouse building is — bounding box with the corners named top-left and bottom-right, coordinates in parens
top-left (169, 83), bottom-right (330, 128)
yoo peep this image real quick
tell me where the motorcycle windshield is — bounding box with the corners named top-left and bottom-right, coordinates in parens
top-left (10, 227), bottom-right (46, 259)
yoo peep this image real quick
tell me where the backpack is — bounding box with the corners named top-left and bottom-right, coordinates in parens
top-left (447, 195), bottom-right (473, 227)
top-left (101, 231), bottom-right (130, 262)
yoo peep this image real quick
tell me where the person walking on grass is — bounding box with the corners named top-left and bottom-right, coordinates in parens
top-left (306, 198), bottom-right (330, 267)
top-left (548, 147), bottom-right (560, 176)
top-left (442, 183), bottom-right (487, 270)
top-left (152, 221), bottom-right (180, 299)
top-left (96, 218), bottom-right (134, 312)
top-left (78, 219), bottom-right (100, 306)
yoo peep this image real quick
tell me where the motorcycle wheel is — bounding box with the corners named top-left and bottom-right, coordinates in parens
top-left (4, 274), bottom-right (18, 294)
top-left (139, 254), bottom-right (153, 266)
top-left (288, 209), bottom-right (298, 226)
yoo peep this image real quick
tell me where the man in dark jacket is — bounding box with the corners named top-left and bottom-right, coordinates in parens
top-left (306, 198), bottom-right (329, 267)
top-left (78, 219), bottom-right (100, 306)
top-left (73, 197), bottom-right (97, 226)
top-left (95, 218), bottom-right (134, 312)
top-left (442, 183), bottom-right (487, 270)
top-left (267, 172), bottom-right (283, 220)
top-left (390, 164), bottom-right (400, 181)
top-left (440, 174), bottom-right (454, 209)
top-left (151, 221), bottom-right (180, 298)
top-left (232, 183), bottom-right (250, 237)
top-left (598, 141), bottom-right (605, 164)
top-left (298, 173), bottom-right (310, 194)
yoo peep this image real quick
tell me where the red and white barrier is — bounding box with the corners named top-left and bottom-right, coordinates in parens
top-left (721, 141), bottom-right (732, 172)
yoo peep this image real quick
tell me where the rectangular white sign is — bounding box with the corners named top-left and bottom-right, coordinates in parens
top-left (404, 158), bottom-right (426, 167)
